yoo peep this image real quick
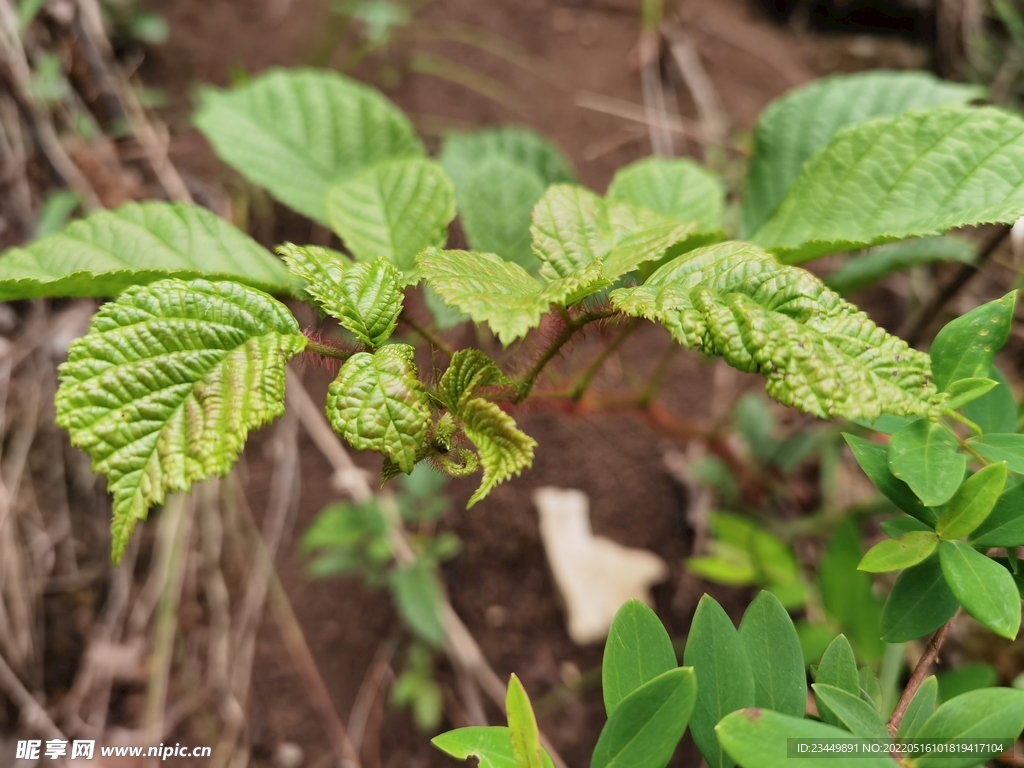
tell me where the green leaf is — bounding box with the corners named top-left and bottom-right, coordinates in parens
top-left (824, 237), bottom-right (976, 296)
top-left (741, 70), bottom-right (983, 237)
top-left (858, 531), bottom-right (938, 572)
top-left (819, 522), bottom-right (884, 662)
top-left (815, 635), bottom-right (860, 727)
top-left (936, 462), bottom-right (1007, 540)
top-left (439, 127), bottom-right (574, 192)
top-left (438, 350), bottom-right (512, 414)
top-left (325, 158), bottom-right (455, 280)
top-left (55, 279), bottom-right (306, 563)
top-left (944, 377), bottom-right (998, 411)
top-left (888, 420), bottom-right (965, 507)
top-left (737, 591), bottom-right (807, 717)
top-left (797, 622), bottom-right (837, 665)
top-left (607, 156), bottom-right (725, 233)
top-left (969, 483), bottom-right (1024, 547)
top-left (843, 434), bottom-right (936, 526)
top-left (591, 668), bottom-right (697, 768)
top-left (859, 667), bottom-right (883, 713)
top-left (964, 365), bottom-right (1018, 434)
top-left (939, 539), bottom-right (1021, 639)
top-left (880, 516), bottom-right (933, 537)
top-left (193, 68), bottom-right (422, 223)
top-left (389, 559), bottom-right (445, 646)
top-left (968, 434), bottom-right (1024, 473)
top-left (506, 674), bottom-right (543, 768)
top-left (880, 556), bottom-right (959, 642)
top-left (717, 709), bottom-right (899, 768)
top-left (936, 663), bottom-right (998, 702)
top-left (279, 246), bottom-right (401, 347)
top-left (930, 292), bottom-right (1018, 392)
top-left (326, 345), bottom-right (432, 474)
top-left (914, 687), bottom-right (1024, 768)
top-left (753, 108), bottom-right (1024, 263)
top-left (811, 684), bottom-right (890, 738)
top-left (612, 242), bottom-right (942, 423)
top-left (602, 599), bottom-right (678, 717)
top-left (0, 202), bottom-right (291, 300)
top-left (897, 675), bottom-right (937, 739)
top-left (432, 727), bottom-right (554, 768)
top-left (461, 398), bottom-right (536, 507)
top-left (683, 594), bottom-right (755, 768)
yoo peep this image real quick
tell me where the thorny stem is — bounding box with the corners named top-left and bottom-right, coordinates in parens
top-left (306, 340), bottom-right (358, 361)
top-left (568, 319), bottom-right (640, 400)
top-left (401, 312), bottom-right (456, 357)
top-left (887, 612), bottom-right (959, 737)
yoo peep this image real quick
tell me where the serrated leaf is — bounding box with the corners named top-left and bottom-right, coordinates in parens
top-left (325, 157), bottom-right (455, 280)
top-left (738, 591), bottom-right (807, 718)
top-left (843, 434), bottom-right (936, 526)
top-left (741, 70), bottom-right (983, 236)
top-left (888, 420), bottom-right (965, 507)
top-left (432, 727), bottom-right (555, 768)
top-left (193, 68), bottom-right (422, 222)
top-left (936, 462), bottom-right (1007, 540)
top-left (279, 245), bottom-right (401, 347)
top-left (506, 674), bottom-right (543, 768)
top-left (439, 127), bottom-right (575, 192)
top-left (930, 292), bottom-right (1017, 392)
top-left (914, 687), bottom-right (1024, 768)
top-left (858, 531), bottom-right (938, 572)
top-left (969, 483), bottom-right (1024, 547)
top-left (939, 539), bottom-right (1021, 639)
top-left (612, 242), bottom-right (942, 423)
top-left (438, 349), bottom-right (512, 414)
top-left (880, 556), bottom-right (959, 642)
top-left (753, 108), bottom-right (1024, 263)
top-left (55, 279), bottom-right (306, 562)
top-left (607, 156), bottom-right (725, 232)
top-left (897, 675), bottom-right (937, 739)
top-left (0, 201), bottom-right (291, 300)
top-left (461, 398), bottom-right (535, 506)
top-left (326, 344), bottom-right (432, 473)
top-left (824, 237), bottom-right (976, 296)
top-left (602, 599), bottom-right (678, 717)
top-left (812, 684), bottom-right (890, 738)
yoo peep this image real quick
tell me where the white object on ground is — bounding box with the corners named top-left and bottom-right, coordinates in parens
top-left (534, 487), bottom-right (669, 645)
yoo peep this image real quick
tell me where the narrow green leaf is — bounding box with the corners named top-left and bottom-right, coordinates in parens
top-left (389, 559), bottom-right (445, 646)
top-left (968, 434), bottom-right (1024, 473)
top-left (683, 595), bottom-right (755, 768)
top-left (824, 237), bottom-right (976, 296)
top-left (461, 398), bottom-right (536, 507)
top-left (939, 540), bottom-right (1021, 639)
top-left (432, 727), bottom-right (554, 768)
top-left (602, 599), bottom-right (677, 717)
top-left (326, 345), bottom-right (432, 474)
top-left (944, 377), bottom-right (998, 411)
top-left (879, 516), bottom-right (933, 537)
top-left (0, 201), bottom-right (291, 300)
top-left (858, 532), bottom-right (938, 573)
top-left (55, 279), bottom-right (306, 563)
top-left (937, 462), bottom-right (1007, 540)
top-left (859, 667), bottom-right (883, 713)
top-left (880, 556), bottom-right (959, 642)
top-left (888, 420), bottom-right (965, 507)
top-left (753, 109), bottom-right (1024, 263)
top-left (438, 350), bottom-right (512, 414)
top-left (717, 709), bottom-right (899, 768)
top-left (914, 687), bottom-right (1024, 768)
top-left (193, 68), bottom-right (422, 222)
top-left (506, 674), bottom-right (543, 768)
top-left (969, 483), bottom-right (1024, 547)
top-left (737, 591), bottom-right (807, 718)
top-left (812, 684), bottom-right (889, 738)
top-left (607, 156), bottom-right (725, 232)
top-left (897, 675), bottom-right (937, 739)
top-left (325, 158), bottom-right (456, 280)
top-left (279, 246), bottom-right (402, 347)
top-left (591, 667), bottom-right (697, 768)
top-left (964, 364), bottom-right (1018, 434)
top-left (819, 522), bottom-right (884, 662)
top-left (843, 434), bottom-right (936, 525)
top-left (815, 635), bottom-right (860, 727)
top-left (930, 292), bottom-right (1018, 391)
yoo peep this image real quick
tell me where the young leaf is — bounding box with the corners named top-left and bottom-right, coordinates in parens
top-left (55, 279), bottom-right (306, 563)
top-left (880, 516), bottom-right (933, 537)
top-left (389, 559), bottom-right (445, 646)
top-left (815, 635), bottom-right (860, 727)
top-left (612, 242), bottom-right (942, 423)
top-left (858, 531), bottom-right (938, 573)
top-left (843, 434), bottom-right (936, 526)
top-left (967, 434), bottom-right (1024, 474)
top-left (823, 237), bottom-right (976, 296)
top-left (969, 483), bottom-right (1024, 547)
top-left (438, 350), bottom-right (512, 414)
top-left (683, 595), bottom-right (755, 768)
top-left (325, 158), bottom-right (456, 280)
top-left (914, 687), bottom-right (1024, 768)
top-left (944, 377), bottom-right (998, 411)
top-left (439, 127), bottom-right (575, 192)
top-left (741, 70), bottom-right (983, 236)
top-left (506, 674), bottom-right (543, 768)
top-left (939, 540), bottom-right (1021, 639)
top-left (737, 591), bottom-right (807, 717)
top-left (602, 599), bottom-right (678, 717)
top-left (432, 727), bottom-right (554, 768)
top-left (930, 292), bottom-right (1017, 391)
top-left (819, 523), bottom-right (884, 662)
top-left (887, 420), bottom-right (965, 507)
top-left (326, 345), bottom-right (432, 474)
top-left (0, 201), bottom-right (291, 300)
top-left (717, 709), bottom-right (899, 768)
top-left (753, 108), bottom-right (1024, 262)
top-left (936, 462), bottom-right (1007, 540)
top-left (811, 683), bottom-right (890, 738)
top-left (606, 156), bottom-right (725, 232)
top-left (193, 68), bottom-right (422, 222)
top-left (461, 398), bottom-right (536, 507)
top-left (897, 675), bottom-right (937, 739)
top-left (964, 364), bottom-right (1018, 434)
top-left (880, 556), bottom-right (959, 642)
top-left (279, 246), bottom-right (401, 347)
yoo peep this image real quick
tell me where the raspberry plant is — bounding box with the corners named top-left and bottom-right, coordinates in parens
top-left (5, 66), bottom-right (1024, 765)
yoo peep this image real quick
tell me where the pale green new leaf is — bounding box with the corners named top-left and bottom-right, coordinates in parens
top-left (193, 68), bottom-right (422, 222)
top-left (607, 156), bottom-right (725, 232)
top-left (0, 202), bottom-right (291, 300)
top-left (506, 675), bottom-right (543, 768)
top-left (461, 398), bottom-right (536, 507)
top-left (55, 279), bottom-right (306, 562)
top-left (438, 350), bottom-right (512, 414)
top-left (753, 107), bottom-right (1024, 262)
top-left (325, 157), bottom-right (456, 280)
top-left (741, 70), bottom-right (984, 236)
top-left (279, 245), bottom-right (401, 347)
top-left (431, 727), bottom-right (555, 768)
top-left (611, 241), bottom-right (942, 422)
top-left (326, 345), bottom-right (432, 474)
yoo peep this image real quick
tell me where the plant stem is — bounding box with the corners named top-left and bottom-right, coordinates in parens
top-left (516, 308), bottom-right (617, 402)
top-left (568, 320), bottom-right (639, 400)
top-left (306, 340), bottom-right (357, 361)
top-left (944, 408), bottom-right (983, 436)
top-left (401, 312), bottom-right (455, 357)
top-left (886, 611), bottom-right (959, 737)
